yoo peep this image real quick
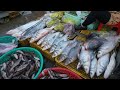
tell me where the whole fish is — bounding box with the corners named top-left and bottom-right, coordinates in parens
top-left (84, 37), bottom-right (106, 50)
top-left (78, 46), bottom-right (93, 74)
top-left (20, 14), bottom-right (50, 40)
top-left (97, 35), bottom-right (120, 58)
top-left (104, 52), bottom-right (116, 79)
top-left (52, 40), bottom-right (71, 58)
top-left (37, 35), bottom-right (48, 45)
top-left (96, 53), bottom-right (110, 76)
top-left (64, 43), bottom-right (81, 65)
top-left (59, 40), bottom-right (78, 62)
top-left (90, 54), bottom-right (97, 78)
top-left (41, 30), bottom-right (56, 47)
top-left (30, 26), bottom-right (54, 43)
top-left (42, 32), bottom-right (61, 50)
top-left (50, 34), bottom-right (68, 53)
top-left (6, 20), bottom-right (40, 35)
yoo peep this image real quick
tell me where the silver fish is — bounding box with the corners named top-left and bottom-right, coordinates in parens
top-left (90, 54), bottom-right (97, 78)
top-left (16, 63), bottom-right (28, 72)
top-left (42, 32), bottom-right (61, 50)
top-left (37, 35), bottom-right (48, 45)
top-left (50, 34), bottom-right (68, 53)
top-left (59, 40), bottom-right (78, 62)
top-left (1, 70), bottom-right (8, 79)
top-left (10, 59), bottom-right (22, 72)
top-left (78, 46), bottom-right (93, 74)
top-left (20, 15), bottom-right (50, 40)
top-left (104, 52), bottom-right (116, 79)
top-left (97, 36), bottom-right (120, 58)
top-left (64, 43), bottom-right (81, 65)
top-left (30, 26), bottom-right (54, 43)
top-left (41, 31), bottom-right (55, 47)
top-left (52, 40), bottom-right (71, 58)
top-left (96, 53), bottom-right (110, 76)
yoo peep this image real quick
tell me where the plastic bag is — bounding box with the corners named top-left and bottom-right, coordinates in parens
top-left (54, 23), bottom-right (65, 32)
top-left (50, 11), bottom-right (64, 19)
top-left (62, 12), bottom-right (81, 27)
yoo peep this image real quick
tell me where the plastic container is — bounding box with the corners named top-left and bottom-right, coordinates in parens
top-left (38, 67), bottom-right (82, 79)
top-left (55, 57), bottom-right (103, 79)
top-left (0, 47), bottom-right (44, 79)
top-left (0, 36), bottom-right (18, 43)
top-left (30, 42), bottom-right (55, 62)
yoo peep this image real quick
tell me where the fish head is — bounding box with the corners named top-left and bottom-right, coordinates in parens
top-left (96, 68), bottom-right (103, 76)
top-left (84, 65), bottom-right (90, 74)
top-left (97, 51), bottom-right (103, 58)
top-left (59, 55), bottom-right (66, 62)
top-left (52, 52), bottom-right (59, 58)
top-left (77, 62), bottom-right (82, 70)
top-left (90, 71), bottom-right (95, 78)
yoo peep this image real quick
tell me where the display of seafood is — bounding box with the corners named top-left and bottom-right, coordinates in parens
top-left (40, 69), bottom-right (70, 79)
top-left (0, 50), bottom-right (40, 79)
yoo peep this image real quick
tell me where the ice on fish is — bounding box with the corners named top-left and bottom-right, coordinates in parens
top-left (96, 53), bottom-right (110, 76)
top-left (104, 52), bottom-right (116, 79)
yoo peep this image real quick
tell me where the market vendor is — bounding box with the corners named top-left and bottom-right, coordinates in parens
top-left (77, 11), bottom-right (120, 34)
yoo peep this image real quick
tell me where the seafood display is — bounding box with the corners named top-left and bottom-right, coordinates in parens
top-left (5, 11), bottom-right (120, 79)
top-left (0, 50), bottom-right (40, 79)
top-left (40, 69), bottom-right (70, 79)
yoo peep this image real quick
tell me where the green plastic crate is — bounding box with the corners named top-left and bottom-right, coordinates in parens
top-left (0, 47), bottom-right (44, 79)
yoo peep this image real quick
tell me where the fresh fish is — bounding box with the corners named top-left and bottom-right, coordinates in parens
top-left (6, 20), bottom-right (40, 35)
top-left (50, 34), bottom-right (68, 53)
top-left (37, 35), bottom-right (48, 45)
top-left (20, 15), bottom-right (50, 40)
top-left (10, 59), bottom-right (22, 72)
top-left (90, 54), bottom-right (97, 78)
top-left (1, 70), bottom-right (8, 79)
top-left (97, 36), bottom-right (120, 58)
top-left (42, 32), bottom-right (61, 50)
top-left (64, 43), bottom-right (82, 65)
top-left (78, 46), bottom-right (93, 74)
top-left (84, 37), bottom-right (106, 50)
top-left (52, 40), bottom-right (72, 58)
top-left (104, 52), bottom-right (116, 79)
top-left (96, 53), bottom-right (110, 76)
top-left (30, 26), bottom-right (54, 43)
top-left (59, 40), bottom-right (78, 62)
top-left (41, 30), bottom-right (55, 47)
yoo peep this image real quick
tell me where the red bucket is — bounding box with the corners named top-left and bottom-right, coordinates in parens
top-left (38, 67), bottom-right (82, 79)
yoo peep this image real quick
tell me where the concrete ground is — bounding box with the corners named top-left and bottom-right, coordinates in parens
top-left (0, 11), bottom-right (55, 69)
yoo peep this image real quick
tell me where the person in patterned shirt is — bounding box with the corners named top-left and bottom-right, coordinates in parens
top-left (77, 11), bottom-right (120, 34)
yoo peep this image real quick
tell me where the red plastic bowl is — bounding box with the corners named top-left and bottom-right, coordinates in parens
top-left (38, 67), bottom-right (82, 79)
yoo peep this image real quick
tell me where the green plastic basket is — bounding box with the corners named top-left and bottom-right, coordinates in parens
top-left (0, 36), bottom-right (18, 43)
top-left (0, 47), bottom-right (44, 79)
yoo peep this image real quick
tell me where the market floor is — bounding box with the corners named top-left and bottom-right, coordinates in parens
top-left (0, 11), bottom-right (55, 69)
